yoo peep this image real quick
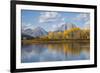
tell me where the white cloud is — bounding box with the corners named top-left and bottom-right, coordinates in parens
top-left (74, 13), bottom-right (90, 22)
top-left (85, 20), bottom-right (90, 25)
top-left (74, 13), bottom-right (90, 29)
top-left (39, 11), bottom-right (61, 23)
top-left (51, 19), bottom-right (66, 31)
top-left (52, 25), bottom-right (58, 30)
top-left (22, 23), bottom-right (33, 30)
top-left (83, 21), bottom-right (90, 29)
top-left (38, 11), bottom-right (67, 31)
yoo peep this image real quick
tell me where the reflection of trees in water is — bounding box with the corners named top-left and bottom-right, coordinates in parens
top-left (22, 42), bottom-right (90, 56)
top-left (46, 42), bottom-right (90, 56)
top-left (21, 42), bottom-right (90, 63)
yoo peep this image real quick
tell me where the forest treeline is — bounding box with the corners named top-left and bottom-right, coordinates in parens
top-left (39, 28), bottom-right (90, 40)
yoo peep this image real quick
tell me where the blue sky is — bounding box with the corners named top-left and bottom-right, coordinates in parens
top-left (21, 10), bottom-right (90, 31)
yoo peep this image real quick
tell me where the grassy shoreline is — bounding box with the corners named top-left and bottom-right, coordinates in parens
top-left (22, 39), bottom-right (90, 45)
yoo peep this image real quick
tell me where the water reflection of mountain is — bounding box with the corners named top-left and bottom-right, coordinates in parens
top-left (21, 42), bottom-right (90, 63)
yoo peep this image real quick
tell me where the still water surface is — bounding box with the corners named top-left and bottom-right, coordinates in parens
top-left (21, 42), bottom-right (90, 63)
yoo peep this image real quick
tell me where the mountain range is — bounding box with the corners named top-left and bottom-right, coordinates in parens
top-left (22, 27), bottom-right (48, 39)
top-left (22, 23), bottom-right (78, 39)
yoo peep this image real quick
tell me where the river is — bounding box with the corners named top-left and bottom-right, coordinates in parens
top-left (21, 42), bottom-right (90, 63)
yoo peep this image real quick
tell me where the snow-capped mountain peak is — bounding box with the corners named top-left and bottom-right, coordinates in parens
top-left (55, 23), bottom-right (77, 32)
top-left (22, 27), bottom-right (48, 38)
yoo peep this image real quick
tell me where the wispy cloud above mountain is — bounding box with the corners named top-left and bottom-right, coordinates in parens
top-left (21, 10), bottom-right (90, 31)
top-left (73, 13), bottom-right (90, 29)
top-left (74, 13), bottom-right (90, 21)
top-left (39, 11), bottom-right (61, 23)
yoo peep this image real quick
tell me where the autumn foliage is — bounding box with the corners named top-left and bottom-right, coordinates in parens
top-left (40, 27), bottom-right (90, 40)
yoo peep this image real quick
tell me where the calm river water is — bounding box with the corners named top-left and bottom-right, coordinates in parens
top-left (21, 42), bottom-right (90, 63)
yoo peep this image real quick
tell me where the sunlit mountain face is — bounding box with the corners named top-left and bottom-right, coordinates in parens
top-left (55, 23), bottom-right (77, 32)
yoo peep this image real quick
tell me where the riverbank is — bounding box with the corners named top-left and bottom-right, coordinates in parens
top-left (22, 39), bottom-right (90, 45)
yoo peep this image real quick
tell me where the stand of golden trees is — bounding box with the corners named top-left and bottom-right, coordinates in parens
top-left (40, 27), bottom-right (90, 40)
